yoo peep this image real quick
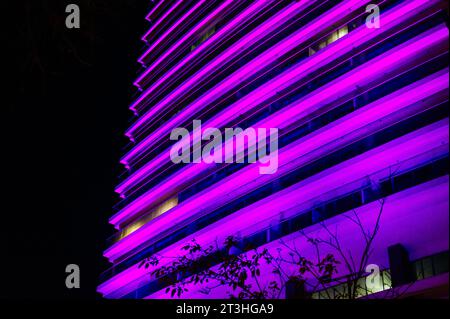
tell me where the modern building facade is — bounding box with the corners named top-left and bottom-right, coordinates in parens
top-left (98, 0), bottom-right (449, 299)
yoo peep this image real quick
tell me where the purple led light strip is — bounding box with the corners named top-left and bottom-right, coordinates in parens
top-left (141, 0), bottom-right (184, 43)
top-left (100, 122), bottom-right (449, 294)
top-left (109, 70), bottom-right (448, 255)
top-left (145, 1), bottom-right (166, 22)
top-left (116, 0), bottom-right (442, 198)
top-left (124, 0), bottom-right (369, 161)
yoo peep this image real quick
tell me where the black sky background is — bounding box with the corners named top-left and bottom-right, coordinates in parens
top-left (2, 0), bottom-right (148, 299)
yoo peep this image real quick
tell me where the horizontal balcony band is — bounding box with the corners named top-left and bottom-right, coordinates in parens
top-left (145, 178), bottom-right (449, 298)
top-left (145, 1), bottom-right (168, 23)
top-left (125, 0), bottom-right (369, 148)
top-left (106, 70), bottom-right (449, 251)
top-left (134, 0), bottom-right (281, 91)
top-left (99, 122), bottom-right (449, 296)
top-left (111, 22), bottom-right (449, 225)
top-left (105, 119), bottom-right (449, 262)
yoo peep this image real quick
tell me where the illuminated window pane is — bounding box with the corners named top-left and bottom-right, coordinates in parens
top-left (338, 26), bottom-right (349, 38)
top-left (118, 196), bottom-right (179, 240)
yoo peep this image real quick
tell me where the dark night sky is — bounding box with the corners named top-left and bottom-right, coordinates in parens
top-left (2, 0), bottom-right (148, 299)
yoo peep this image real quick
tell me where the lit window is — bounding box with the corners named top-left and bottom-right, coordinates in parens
top-left (309, 26), bottom-right (349, 56)
top-left (118, 196), bottom-right (179, 240)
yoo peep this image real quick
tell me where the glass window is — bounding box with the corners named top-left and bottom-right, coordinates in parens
top-left (309, 26), bottom-right (349, 56)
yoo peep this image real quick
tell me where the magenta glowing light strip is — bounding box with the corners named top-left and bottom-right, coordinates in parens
top-left (134, 0), bottom-right (279, 89)
top-left (132, 0), bottom-right (313, 109)
top-left (137, 0), bottom-right (230, 66)
top-left (109, 68), bottom-right (449, 236)
top-left (116, 1), bottom-right (444, 199)
top-left (125, 0), bottom-right (370, 160)
top-left (107, 70), bottom-right (448, 257)
top-left (112, 23), bottom-right (449, 228)
top-left (99, 122), bottom-right (449, 295)
top-left (141, 0), bottom-right (184, 43)
top-left (145, 1), bottom-right (166, 22)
